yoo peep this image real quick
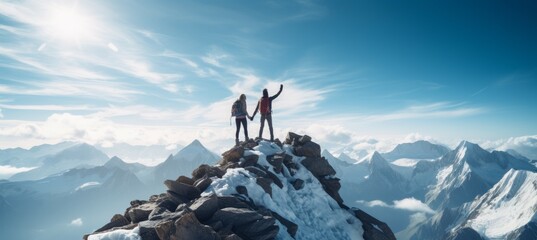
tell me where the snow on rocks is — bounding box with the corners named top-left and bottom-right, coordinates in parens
top-left (85, 132), bottom-right (395, 240)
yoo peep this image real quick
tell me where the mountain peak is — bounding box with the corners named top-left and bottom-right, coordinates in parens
top-left (104, 156), bottom-right (126, 167)
top-left (456, 140), bottom-right (480, 150)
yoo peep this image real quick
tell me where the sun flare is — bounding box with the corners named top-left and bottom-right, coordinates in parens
top-left (44, 5), bottom-right (96, 44)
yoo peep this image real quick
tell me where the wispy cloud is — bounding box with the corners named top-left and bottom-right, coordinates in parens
top-left (70, 218), bottom-right (83, 226)
top-left (363, 102), bottom-right (485, 122)
top-left (357, 198), bottom-right (435, 214)
top-left (0, 103), bottom-right (92, 111)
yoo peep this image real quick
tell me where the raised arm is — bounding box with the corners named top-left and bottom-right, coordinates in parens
top-left (270, 84), bottom-right (283, 100)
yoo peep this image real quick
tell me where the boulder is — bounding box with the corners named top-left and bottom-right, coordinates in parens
top-left (138, 220), bottom-right (160, 240)
top-left (299, 135), bottom-right (312, 144)
top-left (319, 178), bottom-right (344, 206)
top-left (256, 177), bottom-right (273, 197)
top-left (156, 198), bottom-right (178, 212)
top-left (265, 170), bottom-right (283, 188)
top-left (94, 214), bottom-right (130, 233)
top-left (271, 211), bottom-right (298, 238)
top-left (155, 220), bottom-right (174, 240)
top-left (177, 175), bottom-right (194, 185)
top-left (166, 190), bottom-right (190, 205)
top-left (192, 164), bottom-right (225, 181)
top-left (217, 196), bottom-right (250, 209)
top-left (267, 155), bottom-right (284, 174)
top-left (285, 132), bottom-right (301, 145)
top-left (224, 234), bottom-right (243, 240)
top-left (173, 212), bottom-right (220, 240)
top-left (235, 185), bottom-right (248, 196)
top-left (194, 177), bottom-right (213, 192)
top-left (222, 146), bottom-right (244, 164)
top-left (127, 202), bottom-right (157, 223)
top-left (211, 207), bottom-right (263, 227)
top-left (190, 194), bottom-right (219, 221)
top-left (235, 216), bottom-right (278, 240)
top-left (244, 166), bottom-right (267, 177)
top-left (353, 209), bottom-right (396, 240)
top-left (273, 138), bottom-right (283, 148)
top-left (292, 179), bottom-right (305, 190)
top-left (164, 180), bottom-right (201, 200)
top-left (148, 207), bottom-right (170, 221)
top-left (300, 157), bottom-right (336, 177)
top-left (294, 141), bottom-right (321, 158)
top-left (239, 154), bottom-right (259, 168)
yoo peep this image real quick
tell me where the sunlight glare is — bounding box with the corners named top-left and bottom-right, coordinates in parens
top-left (45, 5), bottom-right (96, 44)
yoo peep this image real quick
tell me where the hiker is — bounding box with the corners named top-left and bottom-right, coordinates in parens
top-left (251, 84), bottom-right (283, 141)
top-left (231, 94), bottom-right (252, 144)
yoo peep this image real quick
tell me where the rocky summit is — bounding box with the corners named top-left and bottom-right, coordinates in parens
top-left (85, 132), bottom-right (395, 240)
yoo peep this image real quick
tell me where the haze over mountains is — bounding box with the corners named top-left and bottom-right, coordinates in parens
top-left (1, 137), bottom-right (536, 240)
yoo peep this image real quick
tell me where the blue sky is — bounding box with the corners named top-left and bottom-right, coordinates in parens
top-left (0, 0), bottom-right (536, 153)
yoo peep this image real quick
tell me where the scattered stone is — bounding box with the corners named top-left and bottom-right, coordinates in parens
top-left (194, 177), bottom-right (213, 192)
top-left (164, 180), bottom-right (201, 200)
top-left (353, 209), bottom-right (396, 240)
top-left (300, 157), bottom-right (336, 177)
top-left (271, 211), bottom-right (298, 238)
top-left (192, 164), bottom-right (225, 181)
top-left (217, 196), bottom-right (250, 209)
top-left (127, 202), bottom-right (157, 223)
top-left (267, 154), bottom-right (284, 174)
top-left (244, 166), bottom-right (267, 177)
top-left (211, 207), bottom-right (263, 227)
top-left (235, 216), bottom-right (278, 240)
top-left (294, 141), bottom-right (321, 158)
top-left (190, 194), bottom-right (219, 222)
top-left (156, 198), bottom-right (178, 212)
top-left (292, 179), bottom-right (305, 190)
top-left (273, 138), bottom-right (283, 148)
top-left (173, 212), bottom-right (220, 240)
top-left (285, 132), bottom-right (301, 145)
top-left (166, 190), bottom-right (190, 205)
top-left (177, 175), bottom-right (194, 185)
top-left (94, 214), bottom-right (130, 233)
top-left (222, 146), bottom-right (244, 164)
top-left (299, 135), bottom-right (312, 144)
top-left (148, 207), bottom-right (170, 221)
top-left (239, 154), bottom-right (259, 168)
top-left (236, 185), bottom-right (248, 196)
top-left (265, 170), bottom-right (283, 188)
top-left (256, 177), bottom-right (273, 197)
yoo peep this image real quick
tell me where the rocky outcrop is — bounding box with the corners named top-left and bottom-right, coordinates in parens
top-left (86, 132), bottom-right (395, 240)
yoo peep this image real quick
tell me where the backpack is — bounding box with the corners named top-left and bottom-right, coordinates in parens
top-left (231, 100), bottom-right (243, 117)
top-left (260, 97), bottom-right (270, 114)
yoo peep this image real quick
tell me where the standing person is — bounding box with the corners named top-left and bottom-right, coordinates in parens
top-left (251, 84), bottom-right (283, 141)
top-left (231, 94), bottom-right (252, 145)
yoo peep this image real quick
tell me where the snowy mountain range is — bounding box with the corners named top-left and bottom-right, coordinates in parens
top-left (382, 140), bottom-right (450, 161)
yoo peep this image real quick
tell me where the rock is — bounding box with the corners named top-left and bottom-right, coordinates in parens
top-left (267, 154), bottom-right (284, 174)
top-left (256, 177), bottom-right (273, 197)
top-left (236, 185), bottom-right (248, 196)
top-left (292, 179), bottom-right (304, 190)
top-left (319, 178), bottom-right (344, 206)
top-left (244, 166), bottom-right (267, 177)
top-left (222, 146), bottom-right (244, 164)
top-left (177, 175), bottom-right (194, 185)
top-left (353, 209), bottom-right (396, 240)
top-left (190, 194), bottom-right (219, 221)
top-left (166, 190), bottom-right (190, 205)
top-left (211, 207), bottom-right (263, 227)
top-left (265, 170), bottom-right (284, 188)
top-left (294, 141), bottom-right (321, 158)
top-left (194, 177), bottom-right (213, 192)
top-left (300, 157), bottom-right (336, 177)
top-left (157, 198), bottom-right (178, 212)
top-left (299, 135), bottom-right (312, 144)
top-left (271, 211), bottom-right (298, 238)
top-left (164, 180), bottom-right (201, 200)
top-left (155, 220), bottom-right (174, 240)
top-left (235, 216), bottom-right (278, 240)
top-left (217, 196), bottom-right (250, 209)
top-left (239, 154), bottom-right (259, 168)
top-left (173, 212), bottom-right (220, 240)
top-left (224, 234), bottom-right (243, 240)
top-left (192, 164), bottom-right (225, 181)
top-left (94, 214), bottom-right (130, 233)
top-left (148, 207), bottom-right (170, 221)
top-left (273, 138), bottom-right (283, 148)
top-left (127, 202), bottom-right (157, 223)
top-left (285, 132), bottom-right (301, 145)
top-left (138, 220), bottom-right (160, 240)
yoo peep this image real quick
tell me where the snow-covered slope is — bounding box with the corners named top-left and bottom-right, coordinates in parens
top-left (86, 134), bottom-right (396, 240)
top-left (425, 141), bottom-right (536, 209)
top-left (9, 143), bottom-right (109, 181)
top-left (382, 140), bottom-right (450, 161)
top-left (457, 169), bottom-right (537, 239)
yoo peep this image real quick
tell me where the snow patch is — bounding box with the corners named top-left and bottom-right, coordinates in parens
top-left (75, 181), bottom-right (100, 191)
top-left (87, 227), bottom-right (141, 240)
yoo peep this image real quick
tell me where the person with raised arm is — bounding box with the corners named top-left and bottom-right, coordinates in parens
top-left (250, 84), bottom-right (283, 141)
